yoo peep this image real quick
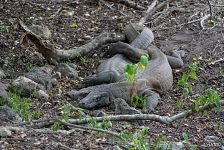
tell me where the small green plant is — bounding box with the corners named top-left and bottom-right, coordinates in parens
top-left (88, 118), bottom-right (112, 130)
top-left (130, 94), bottom-right (146, 109)
top-left (52, 101), bottom-right (86, 131)
top-left (73, 52), bottom-right (89, 66)
top-left (30, 91), bottom-right (42, 99)
top-left (177, 63), bottom-right (198, 108)
top-left (120, 128), bottom-right (150, 150)
top-left (152, 134), bottom-right (172, 150)
top-left (182, 132), bottom-right (189, 142)
top-left (192, 88), bottom-right (221, 114)
top-left (124, 54), bottom-right (149, 108)
top-left (26, 63), bottom-right (33, 71)
top-left (7, 91), bottom-right (41, 121)
top-left (0, 24), bottom-right (9, 32)
top-left (3, 57), bottom-right (13, 69)
top-left (3, 57), bottom-right (13, 77)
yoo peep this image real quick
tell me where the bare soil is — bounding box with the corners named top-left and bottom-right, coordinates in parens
top-left (0, 0), bottom-right (223, 149)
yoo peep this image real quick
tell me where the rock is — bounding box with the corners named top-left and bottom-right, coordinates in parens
top-left (10, 76), bottom-right (42, 96)
top-left (36, 90), bottom-right (50, 99)
top-left (0, 127), bottom-right (12, 137)
top-left (0, 69), bottom-right (6, 79)
top-left (204, 135), bottom-right (219, 143)
top-left (0, 82), bottom-right (10, 103)
top-left (0, 105), bottom-right (22, 122)
top-left (113, 98), bottom-right (141, 115)
top-left (55, 63), bottom-right (78, 79)
top-left (172, 142), bottom-right (185, 150)
top-left (25, 67), bottom-right (52, 90)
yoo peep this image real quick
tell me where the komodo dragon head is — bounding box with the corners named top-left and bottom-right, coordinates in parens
top-left (67, 82), bottom-right (131, 109)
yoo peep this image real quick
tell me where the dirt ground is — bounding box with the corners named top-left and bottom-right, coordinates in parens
top-left (0, 0), bottom-right (223, 149)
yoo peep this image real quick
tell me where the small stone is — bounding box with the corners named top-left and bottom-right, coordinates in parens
top-left (84, 13), bottom-right (90, 17)
top-left (204, 135), bottom-right (219, 143)
top-left (10, 76), bottom-right (39, 96)
top-left (0, 127), bottom-right (12, 137)
top-left (83, 35), bottom-right (91, 40)
top-left (37, 90), bottom-right (50, 99)
top-left (0, 106), bottom-right (22, 122)
top-left (55, 63), bottom-right (78, 79)
top-left (172, 142), bottom-right (184, 150)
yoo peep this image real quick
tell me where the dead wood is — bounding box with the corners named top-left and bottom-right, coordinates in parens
top-left (68, 100), bottom-right (224, 125)
top-left (138, 0), bottom-right (158, 26)
top-left (105, 0), bottom-right (145, 10)
top-left (19, 20), bottom-right (125, 64)
top-left (138, 0), bottom-right (176, 26)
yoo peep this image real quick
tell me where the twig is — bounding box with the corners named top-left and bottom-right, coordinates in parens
top-left (206, 0), bottom-right (213, 21)
top-left (106, 0), bottom-right (145, 10)
top-left (100, 0), bottom-right (127, 16)
top-left (138, 0), bottom-right (175, 26)
top-left (68, 101), bottom-right (224, 125)
top-left (59, 120), bottom-right (121, 138)
top-left (178, 18), bottom-right (201, 27)
top-left (138, 0), bottom-right (158, 26)
top-left (208, 58), bottom-right (224, 65)
top-left (200, 14), bottom-right (210, 29)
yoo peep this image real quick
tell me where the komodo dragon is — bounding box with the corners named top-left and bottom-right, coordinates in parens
top-left (67, 42), bottom-right (177, 110)
top-left (83, 25), bottom-right (184, 86)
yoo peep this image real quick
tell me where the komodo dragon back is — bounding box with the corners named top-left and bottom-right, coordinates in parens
top-left (136, 44), bottom-right (173, 94)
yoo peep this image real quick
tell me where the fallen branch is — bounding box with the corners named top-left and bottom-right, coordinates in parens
top-left (68, 100), bottom-right (224, 125)
top-left (208, 58), bottom-right (224, 65)
top-left (60, 120), bottom-right (121, 138)
top-left (106, 0), bottom-right (145, 10)
top-left (138, 0), bottom-right (175, 26)
top-left (138, 0), bottom-right (158, 26)
top-left (19, 20), bottom-right (125, 63)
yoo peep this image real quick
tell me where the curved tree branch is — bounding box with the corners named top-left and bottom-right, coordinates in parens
top-left (68, 100), bottom-right (224, 125)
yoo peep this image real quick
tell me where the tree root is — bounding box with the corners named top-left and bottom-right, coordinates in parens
top-left (19, 20), bottom-right (125, 64)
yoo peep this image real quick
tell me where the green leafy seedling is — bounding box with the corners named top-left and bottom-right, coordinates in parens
top-left (124, 53), bottom-right (149, 108)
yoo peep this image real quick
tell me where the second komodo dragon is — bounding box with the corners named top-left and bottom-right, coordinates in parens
top-left (83, 26), bottom-right (184, 86)
top-left (68, 44), bottom-right (183, 111)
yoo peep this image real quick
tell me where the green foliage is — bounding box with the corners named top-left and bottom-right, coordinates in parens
top-left (120, 128), bottom-right (150, 150)
top-left (26, 63), bottom-right (33, 71)
top-left (7, 91), bottom-right (41, 121)
top-left (52, 101), bottom-right (86, 131)
top-left (0, 24), bottom-right (9, 32)
top-left (3, 57), bottom-right (13, 78)
top-left (177, 63), bottom-right (198, 108)
top-left (152, 134), bottom-right (172, 150)
top-left (124, 54), bottom-right (149, 108)
top-left (73, 52), bottom-right (89, 66)
top-left (125, 54), bottom-right (149, 83)
top-left (52, 122), bottom-right (61, 131)
top-left (208, 19), bottom-right (215, 25)
top-left (88, 118), bottom-right (112, 130)
top-left (130, 94), bottom-right (146, 109)
top-left (192, 88), bottom-right (221, 113)
top-left (30, 91), bottom-right (42, 99)
top-left (182, 132), bottom-right (189, 142)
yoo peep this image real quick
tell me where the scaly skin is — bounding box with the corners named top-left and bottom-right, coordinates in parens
top-left (68, 44), bottom-right (172, 110)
